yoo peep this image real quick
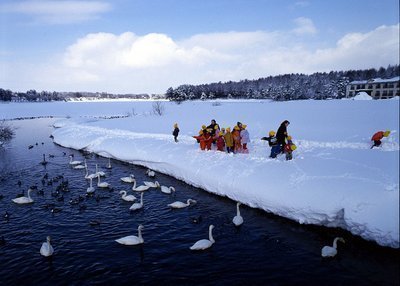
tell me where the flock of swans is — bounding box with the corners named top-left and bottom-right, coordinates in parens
top-left (7, 153), bottom-right (346, 257)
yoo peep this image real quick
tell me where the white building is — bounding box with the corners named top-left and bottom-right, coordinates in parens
top-left (346, 76), bottom-right (400, 99)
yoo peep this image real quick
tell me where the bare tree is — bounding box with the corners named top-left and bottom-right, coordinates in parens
top-left (152, 101), bottom-right (165, 116)
top-left (0, 120), bottom-right (16, 146)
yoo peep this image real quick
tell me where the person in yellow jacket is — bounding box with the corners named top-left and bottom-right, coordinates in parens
top-left (223, 127), bottom-right (234, 153)
top-left (232, 125), bottom-right (242, 153)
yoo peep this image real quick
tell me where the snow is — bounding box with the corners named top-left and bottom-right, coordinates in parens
top-left (1, 99), bottom-right (399, 248)
top-left (353, 92), bottom-right (373, 100)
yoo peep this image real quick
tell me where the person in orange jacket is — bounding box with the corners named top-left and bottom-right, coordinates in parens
top-left (232, 125), bottom-right (242, 153)
top-left (224, 127), bottom-right (234, 153)
top-left (193, 129), bottom-right (213, 151)
top-left (371, 130), bottom-right (391, 148)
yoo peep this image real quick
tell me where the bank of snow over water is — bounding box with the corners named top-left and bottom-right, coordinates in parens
top-left (48, 99), bottom-right (399, 248)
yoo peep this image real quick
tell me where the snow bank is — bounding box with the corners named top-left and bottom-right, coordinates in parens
top-left (353, 92), bottom-right (373, 100)
top-left (9, 99), bottom-right (398, 248)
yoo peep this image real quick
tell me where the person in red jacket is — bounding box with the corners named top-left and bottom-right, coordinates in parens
top-left (371, 130), bottom-right (391, 148)
top-left (214, 131), bottom-right (226, 151)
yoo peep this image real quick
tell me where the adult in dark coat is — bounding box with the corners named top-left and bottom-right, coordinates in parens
top-left (276, 120), bottom-right (290, 152)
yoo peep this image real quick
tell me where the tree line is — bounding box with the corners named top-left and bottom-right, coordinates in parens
top-left (165, 65), bottom-right (399, 102)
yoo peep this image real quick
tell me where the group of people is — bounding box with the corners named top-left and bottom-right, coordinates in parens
top-left (172, 119), bottom-right (391, 160)
top-left (191, 119), bottom-right (250, 154)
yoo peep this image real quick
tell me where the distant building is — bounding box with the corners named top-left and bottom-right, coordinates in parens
top-left (346, 76), bottom-right (400, 99)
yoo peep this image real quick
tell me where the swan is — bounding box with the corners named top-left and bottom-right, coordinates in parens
top-left (115, 225), bottom-right (144, 245)
top-left (232, 202), bottom-right (243, 226)
top-left (120, 191), bottom-right (136, 202)
top-left (84, 163), bottom-right (97, 180)
top-left (120, 174), bottom-right (135, 183)
top-left (144, 181), bottom-right (160, 188)
top-left (86, 177), bottom-right (95, 194)
top-left (132, 179), bottom-right (151, 192)
top-left (190, 225), bottom-right (215, 250)
top-left (97, 174), bottom-right (110, 188)
top-left (73, 164), bottom-right (85, 170)
top-left (12, 188), bottom-right (35, 204)
top-left (40, 236), bottom-right (54, 257)
top-left (168, 199), bottom-right (196, 209)
top-left (161, 186), bottom-right (175, 194)
top-left (129, 193), bottom-right (144, 210)
top-left (105, 158), bottom-right (112, 169)
top-left (95, 164), bottom-right (106, 177)
top-left (146, 169), bottom-right (155, 177)
top-left (69, 155), bottom-right (82, 165)
top-left (321, 237), bottom-right (345, 257)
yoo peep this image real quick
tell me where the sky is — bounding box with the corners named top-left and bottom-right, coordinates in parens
top-left (0, 0), bottom-right (399, 94)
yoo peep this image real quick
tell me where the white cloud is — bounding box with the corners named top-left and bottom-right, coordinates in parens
top-left (3, 23), bottom-right (399, 94)
top-left (292, 17), bottom-right (317, 35)
top-left (0, 0), bottom-right (111, 24)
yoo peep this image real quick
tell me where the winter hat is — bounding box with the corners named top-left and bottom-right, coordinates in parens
top-left (174, 123), bottom-right (178, 128)
top-left (234, 126), bottom-right (240, 130)
top-left (218, 131), bottom-right (223, 136)
top-left (242, 124), bottom-right (247, 129)
top-left (201, 125), bottom-right (206, 129)
top-left (214, 125), bottom-right (219, 130)
top-left (291, 144), bottom-right (297, 151)
top-left (269, 130), bottom-right (275, 136)
top-left (226, 127), bottom-right (231, 132)
top-left (287, 135), bottom-right (292, 140)
top-left (384, 130), bottom-right (391, 137)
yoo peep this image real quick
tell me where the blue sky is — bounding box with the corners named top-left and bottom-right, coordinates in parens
top-left (0, 0), bottom-right (399, 94)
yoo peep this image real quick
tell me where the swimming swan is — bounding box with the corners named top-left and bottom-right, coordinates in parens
top-left (97, 174), bottom-right (110, 188)
top-left (121, 174), bottom-right (135, 183)
top-left (69, 155), bottom-right (82, 166)
top-left (129, 193), bottom-right (144, 210)
top-left (85, 163), bottom-right (97, 180)
top-left (321, 237), bottom-right (345, 257)
top-left (132, 179), bottom-right (151, 192)
top-left (232, 202), bottom-right (243, 226)
top-left (40, 236), bottom-right (54, 257)
top-left (106, 158), bottom-right (112, 169)
top-left (86, 177), bottom-right (95, 194)
top-left (12, 188), bottom-right (35, 204)
top-left (143, 181), bottom-right (160, 188)
top-left (161, 186), bottom-right (175, 194)
top-left (115, 225), bottom-right (144, 245)
top-left (168, 199), bottom-right (196, 209)
top-left (146, 169), bottom-right (155, 177)
top-left (120, 191), bottom-right (136, 202)
top-left (190, 225), bottom-right (215, 250)
top-left (95, 164), bottom-right (106, 177)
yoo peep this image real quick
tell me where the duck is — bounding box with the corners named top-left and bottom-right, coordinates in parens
top-left (132, 179), bottom-right (150, 192)
top-left (95, 164), bottom-right (106, 177)
top-left (161, 185), bottom-right (175, 194)
top-left (146, 169), bottom-right (155, 177)
top-left (12, 188), bottom-right (35, 204)
top-left (190, 225), bottom-right (215, 250)
top-left (86, 177), bottom-right (95, 194)
top-left (115, 225), bottom-right (144, 245)
top-left (120, 174), bottom-right (135, 183)
top-left (97, 174), bottom-right (110, 188)
top-left (105, 158), bottom-right (112, 169)
top-left (143, 181), bottom-right (160, 188)
top-left (168, 199), bottom-right (196, 209)
top-left (129, 193), bottom-right (144, 211)
top-left (69, 155), bottom-right (82, 165)
top-left (4, 211), bottom-right (10, 220)
top-left (232, 202), bottom-right (243, 226)
top-left (119, 191), bottom-right (136, 202)
top-left (40, 236), bottom-right (54, 257)
top-left (321, 237), bottom-right (345, 257)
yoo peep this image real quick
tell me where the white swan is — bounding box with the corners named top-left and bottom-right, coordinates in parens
top-left (190, 225), bottom-right (215, 250)
top-left (168, 199), bottom-right (196, 209)
top-left (120, 191), bottom-right (136, 202)
top-left (106, 158), bottom-right (112, 169)
top-left (161, 186), bottom-right (175, 194)
top-left (132, 179), bottom-right (151, 192)
top-left (69, 155), bottom-right (82, 165)
top-left (12, 188), bottom-right (34, 204)
top-left (73, 164), bottom-right (85, 170)
top-left (144, 181), bottom-right (160, 188)
top-left (146, 169), bottom-right (155, 177)
top-left (95, 164), bottom-right (106, 177)
top-left (40, 236), bottom-right (54, 257)
top-left (232, 202), bottom-right (243, 226)
top-left (120, 174), bottom-right (135, 183)
top-left (115, 225), bottom-right (144, 245)
top-left (321, 237), bottom-right (345, 257)
top-left (129, 193), bottom-right (144, 210)
top-left (97, 174), bottom-right (110, 188)
top-left (86, 177), bottom-right (95, 194)
top-left (84, 163), bottom-right (97, 180)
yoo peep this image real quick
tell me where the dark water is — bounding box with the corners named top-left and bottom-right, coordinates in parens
top-left (0, 118), bottom-right (399, 286)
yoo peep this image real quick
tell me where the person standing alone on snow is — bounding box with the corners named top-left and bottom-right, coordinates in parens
top-left (173, 123), bottom-right (180, 142)
top-left (276, 120), bottom-right (290, 153)
top-left (371, 130), bottom-right (390, 148)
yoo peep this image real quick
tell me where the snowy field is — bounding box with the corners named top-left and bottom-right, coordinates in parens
top-left (1, 98), bottom-right (399, 248)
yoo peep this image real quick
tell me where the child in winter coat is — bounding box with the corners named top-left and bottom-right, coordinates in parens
top-left (240, 124), bottom-right (250, 153)
top-left (215, 131), bottom-right (226, 151)
top-left (193, 129), bottom-right (213, 151)
top-left (283, 136), bottom-right (296, 160)
top-left (232, 126), bottom-right (242, 153)
top-left (224, 127), bottom-right (234, 153)
top-left (371, 130), bottom-right (391, 148)
top-left (172, 123), bottom-right (180, 142)
top-left (261, 130), bottom-right (280, 158)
